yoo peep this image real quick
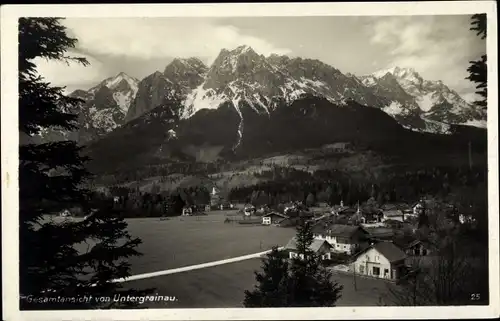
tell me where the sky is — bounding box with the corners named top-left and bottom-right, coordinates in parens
top-left (34, 15), bottom-right (486, 102)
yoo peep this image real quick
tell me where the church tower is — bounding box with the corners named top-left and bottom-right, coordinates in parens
top-left (210, 186), bottom-right (221, 207)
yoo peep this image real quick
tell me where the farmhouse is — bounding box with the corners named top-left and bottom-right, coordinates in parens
top-left (284, 237), bottom-right (333, 260)
top-left (312, 224), bottom-right (369, 255)
top-left (262, 212), bottom-right (288, 225)
top-left (352, 241), bottom-right (407, 280)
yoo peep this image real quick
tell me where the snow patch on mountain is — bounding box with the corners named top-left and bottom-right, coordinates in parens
top-left (232, 97), bottom-right (244, 150)
top-left (182, 83), bottom-right (228, 119)
top-left (368, 66), bottom-right (484, 132)
top-left (417, 92), bottom-right (435, 112)
top-left (382, 101), bottom-right (406, 117)
top-left (113, 91), bottom-right (136, 114)
top-left (463, 119), bottom-right (487, 128)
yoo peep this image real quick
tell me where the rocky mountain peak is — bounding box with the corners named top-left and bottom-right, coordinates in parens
top-left (164, 57), bottom-right (208, 75)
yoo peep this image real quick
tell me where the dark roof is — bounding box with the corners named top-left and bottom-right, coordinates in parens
top-left (284, 237), bottom-right (332, 253)
top-left (392, 235), bottom-right (418, 249)
top-left (373, 242), bottom-right (407, 263)
top-left (381, 203), bottom-right (411, 211)
top-left (338, 207), bottom-right (357, 214)
top-left (365, 227), bottom-right (394, 238)
top-left (312, 224), bottom-right (366, 237)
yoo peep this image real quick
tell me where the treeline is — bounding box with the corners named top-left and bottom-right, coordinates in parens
top-left (94, 161), bottom-right (225, 186)
top-left (229, 165), bottom-right (487, 209)
top-left (83, 185), bottom-right (212, 218)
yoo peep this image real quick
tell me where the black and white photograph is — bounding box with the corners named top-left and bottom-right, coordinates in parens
top-left (1, 2), bottom-right (499, 320)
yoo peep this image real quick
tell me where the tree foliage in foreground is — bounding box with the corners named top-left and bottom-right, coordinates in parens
top-left (19, 18), bottom-right (153, 310)
top-left (466, 13), bottom-right (487, 112)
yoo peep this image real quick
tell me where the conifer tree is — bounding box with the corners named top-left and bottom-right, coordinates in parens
top-left (466, 14), bottom-right (487, 112)
top-left (243, 247), bottom-right (290, 307)
top-left (288, 221), bottom-right (343, 307)
top-left (19, 18), bottom-right (152, 310)
top-left (243, 221), bottom-right (343, 307)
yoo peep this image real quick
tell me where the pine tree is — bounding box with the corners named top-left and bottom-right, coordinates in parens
top-left (243, 221), bottom-right (343, 307)
top-left (243, 247), bottom-right (290, 307)
top-left (466, 14), bottom-right (487, 112)
top-left (288, 221), bottom-right (343, 306)
top-left (19, 18), bottom-right (152, 310)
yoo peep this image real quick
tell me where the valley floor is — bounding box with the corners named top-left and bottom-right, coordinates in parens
top-left (109, 211), bottom-right (396, 308)
top-left (121, 258), bottom-right (394, 308)
top-left (52, 211), bottom-right (398, 307)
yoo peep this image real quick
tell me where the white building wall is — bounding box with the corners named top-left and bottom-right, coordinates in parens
top-left (353, 248), bottom-right (395, 280)
top-left (314, 234), bottom-right (358, 254)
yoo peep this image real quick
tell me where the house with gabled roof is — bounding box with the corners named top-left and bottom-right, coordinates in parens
top-left (351, 241), bottom-right (407, 280)
top-left (312, 223), bottom-right (369, 255)
top-left (262, 212), bottom-right (288, 225)
top-left (284, 236), bottom-right (333, 261)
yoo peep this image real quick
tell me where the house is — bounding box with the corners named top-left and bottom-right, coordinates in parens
top-left (284, 202), bottom-right (298, 214)
top-left (244, 205), bottom-right (256, 216)
top-left (403, 240), bottom-right (432, 256)
top-left (257, 205), bottom-right (271, 214)
top-left (204, 205), bottom-right (211, 212)
top-left (262, 212), bottom-right (289, 225)
top-left (181, 206), bottom-right (193, 216)
top-left (312, 224), bottom-right (369, 255)
top-left (351, 241), bottom-right (407, 280)
top-left (284, 237), bottom-right (333, 260)
top-left (365, 227), bottom-right (395, 241)
top-left (384, 219), bottom-right (405, 229)
top-left (276, 217), bottom-right (295, 227)
top-left (220, 202), bottom-right (232, 210)
top-left (382, 209), bottom-right (405, 222)
top-left (412, 201), bottom-right (425, 216)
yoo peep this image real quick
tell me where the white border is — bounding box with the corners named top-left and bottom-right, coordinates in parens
top-left (1, 2), bottom-right (498, 320)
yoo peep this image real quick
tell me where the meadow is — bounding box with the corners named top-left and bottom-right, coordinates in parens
top-left (122, 258), bottom-right (394, 308)
top-left (48, 211), bottom-right (394, 307)
top-left (119, 210), bottom-right (295, 275)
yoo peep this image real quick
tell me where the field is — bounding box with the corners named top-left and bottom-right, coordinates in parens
top-left (48, 211), bottom-right (395, 307)
top-left (122, 259), bottom-right (395, 308)
top-left (122, 210), bottom-right (296, 275)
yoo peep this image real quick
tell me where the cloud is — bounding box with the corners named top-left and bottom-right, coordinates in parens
top-left (63, 18), bottom-right (291, 64)
top-left (33, 51), bottom-right (108, 92)
top-left (33, 18), bottom-right (292, 90)
top-left (367, 15), bottom-right (485, 100)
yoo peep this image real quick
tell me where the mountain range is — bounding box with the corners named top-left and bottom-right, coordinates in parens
top-left (57, 45), bottom-right (485, 146)
top-left (30, 45), bottom-right (487, 176)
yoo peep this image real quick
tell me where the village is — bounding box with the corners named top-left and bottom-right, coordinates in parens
top-left (175, 186), bottom-right (478, 284)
